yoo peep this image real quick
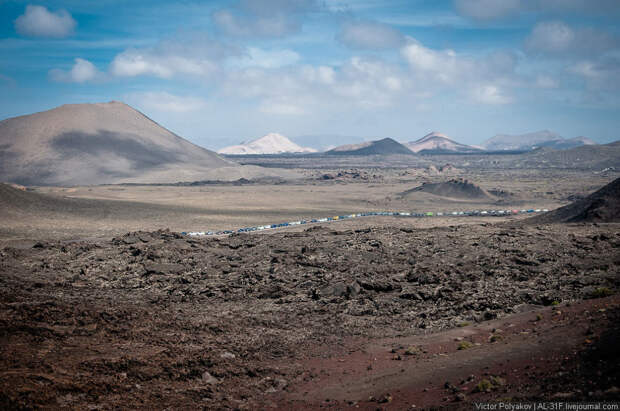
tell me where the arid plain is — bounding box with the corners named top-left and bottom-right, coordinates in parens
top-left (1, 166), bottom-right (613, 241)
top-left (3, 1), bottom-right (620, 408)
top-left (2, 159), bottom-right (619, 409)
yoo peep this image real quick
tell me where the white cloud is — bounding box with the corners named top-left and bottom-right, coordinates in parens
top-left (240, 0), bottom-right (318, 15)
top-left (259, 98), bottom-right (306, 115)
top-left (213, 0), bottom-right (318, 38)
top-left (337, 20), bottom-right (405, 50)
top-left (535, 74), bottom-right (559, 89)
top-left (526, 21), bottom-right (619, 57)
top-left (300, 65), bottom-right (336, 85)
top-left (213, 10), bottom-right (299, 37)
top-left (401, 40), bottom-right (474, 85)
top-left (218, 38), bottom-right (521, 113)
top-left (455, 0), bottom-right (620, 21)
top-left (534, 0), bottom-right (620, 15)
top-left (471, 84), bottom-right (512, 104)
top-left (223, 67), bottom-right (309, 102)
top-left (126, 92), bottom-right (209, 113)
top-left (571, 61), bottom-right (598, 78)
top-left (14, 5), bottom-right (76, 38)
top-left (526, 21), bottom-right (575, 53)
top-left (570, 55), bottom-right (620, 90)
top-left (110, 35), bottom-right (233, 79)
top-left (454, 0), bottom-right (521, 21)
top-left (222, 67), bottom-right (319, 116)
top-left (221, 55), bottom-right (411, 115)
top-left (334, 57), bottom-right (410, 107)
top-left (228, 45), bottom-right (441, 117)
top-left (231, 47), bottom-right (300, 69)
top-left (104, 33), bottom-right (523, 121)
top-left (403, 42), bottom-right (519, 84)
top-left (111, 50), bottom-right (217, 78)
top-left (401, 39), bottom-right (518, 104)
top-left (49, 58), bottom-right (102, 83)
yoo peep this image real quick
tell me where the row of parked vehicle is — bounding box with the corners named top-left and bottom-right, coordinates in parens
top-left (183, 208), bottom-right (549, 237)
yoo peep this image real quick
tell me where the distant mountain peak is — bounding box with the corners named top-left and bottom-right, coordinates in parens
top-left (569, 136), bottom-right (596, 145)
top-left (406, 132), bottom-right (481, 153)
top-left (482, 130), bottom-right (595, 151)
top-left (422, 131), bottom-right (450, 139)
top-left (327, 137), bottom-right (413, 156)
top-left (218, 133), bottom-right (317, 155)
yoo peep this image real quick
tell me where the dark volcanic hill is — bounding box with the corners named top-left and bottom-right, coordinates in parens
top-left (531, 177), bottom-right (620, 223)
top-left (399, 179), bottom-right (494, 200)
top-left (326, 138), bottom-right (413, 156)
top-left (0, 102), bottom-right (296, 185)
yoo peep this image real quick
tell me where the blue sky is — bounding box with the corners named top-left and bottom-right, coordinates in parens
top-left (1, 0), bottom-right (619, 149)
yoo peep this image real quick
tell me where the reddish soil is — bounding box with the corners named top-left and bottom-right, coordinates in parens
top-left (271, 296), bottom-right (620, 409)
top-left (1, 222), bottom-right (618, 409)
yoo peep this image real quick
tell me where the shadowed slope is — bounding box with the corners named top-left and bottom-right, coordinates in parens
top-left (531, 177), bottom-right (620, 223)
top-left (326, 138), bottom-right (413, 156)
top-left (0, 102), bottom-right (298, 185)
top-left (399, 179), bottom-right (494, 200)
top-left (0, 183), bottom-right (202, 220)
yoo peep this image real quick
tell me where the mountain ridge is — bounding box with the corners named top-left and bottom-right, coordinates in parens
top-left (482, 130), bottom-right (596, 151)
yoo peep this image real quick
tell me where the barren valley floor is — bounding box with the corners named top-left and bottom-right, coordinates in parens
top-left (1, 168), bottom-right (619, 409)
top-left (0, 168), bottom-right (613, 241)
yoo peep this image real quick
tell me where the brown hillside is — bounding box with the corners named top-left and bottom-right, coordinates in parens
top-left (530, 177), bottom-right (620, 223)
top-left (0, 102), bottom-right (297, 185)
top-left (400, 179), bottom-right (493, 200)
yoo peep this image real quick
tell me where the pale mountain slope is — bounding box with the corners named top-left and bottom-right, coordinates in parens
top-left (218, 133), bottom-right (317, 155)
top-left (482, 130), bottom-right (596, 151)
top-left (0, 102), bottom-right (298, 185)
top-left (406, 132), bottom-right (482, 153)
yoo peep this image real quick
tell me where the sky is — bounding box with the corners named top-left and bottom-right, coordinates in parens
top-left (1, 0), bottom-right (619, 150)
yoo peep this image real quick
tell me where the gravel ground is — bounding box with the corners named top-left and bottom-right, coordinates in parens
top-left (1, 221), bottom-right (619, 408)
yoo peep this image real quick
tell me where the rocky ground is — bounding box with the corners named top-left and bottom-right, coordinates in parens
top-left (1, 221), bottom-right (619, 409)
top-left (275, 295), bottom-right (620, 409)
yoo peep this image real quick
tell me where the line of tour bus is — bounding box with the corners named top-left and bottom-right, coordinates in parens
top-left (184, 208), bottom-right (549, 237)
